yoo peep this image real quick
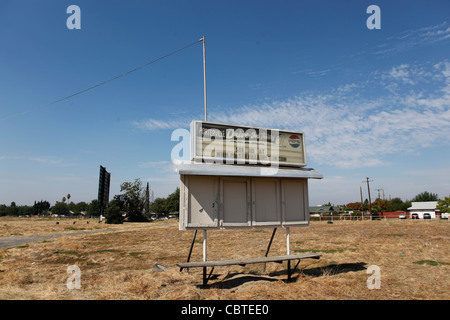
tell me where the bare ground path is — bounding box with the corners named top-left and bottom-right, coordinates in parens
top-left (0, 222), bottom-right (173, 249)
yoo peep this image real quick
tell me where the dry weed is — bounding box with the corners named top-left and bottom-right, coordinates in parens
top-left (0, 218), bottom-right (448, 300)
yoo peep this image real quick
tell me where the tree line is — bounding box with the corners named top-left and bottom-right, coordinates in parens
top-left (0, 179), bottom-right (180, 225)
top-left (0, 198), bottom-right (102, 218)
top-left (104, 179), bottom-right (179, 224)
top-left (3, 187), bottom-right (447, 222)
top-left (345, 191), bottom-right (448, 213)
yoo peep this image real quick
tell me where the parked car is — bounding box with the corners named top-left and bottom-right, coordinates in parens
top-left (399, 214), bottom-right (406, 219)
top-left (423, 213), bottom-right (431, 219)
top-left (411, 213), bottom-right (419, 219)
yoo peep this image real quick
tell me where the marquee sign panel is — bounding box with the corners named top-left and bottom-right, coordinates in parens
top-left (190, 121), bottom-right (306, 167)
top-left (179, 174), bottom-right (310, 230)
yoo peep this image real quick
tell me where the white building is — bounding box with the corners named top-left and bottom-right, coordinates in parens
top-left (407, 201), bottom-right (438, 219)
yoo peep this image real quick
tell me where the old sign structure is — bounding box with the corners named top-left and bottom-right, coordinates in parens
top-left (97, 165), bottom-right (111, 221)
top-left (176, 120), bottom-right (323, 284)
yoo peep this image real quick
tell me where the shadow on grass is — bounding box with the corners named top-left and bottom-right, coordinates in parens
top-left (198, 262), bottom-right (367, 288)
top-left (198, 273), bottom-right (278, 289)
top-left (299, 262), bottom-right (367, 277)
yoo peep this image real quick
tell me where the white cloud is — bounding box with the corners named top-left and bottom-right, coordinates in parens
top-left (138, 160), bottom-right (171, 168)
top-left (49, 175), bottom-right (90, 183)
top-left (29, 157), bottom-right (64, 165)
top-left (0, 155), bottom-right (74, 167)
top-left (210, 62), bottom-right (450, 168)
top-left (132, 61), bottom-right (450, 170)
top-left (374, 22), bottom-right (450, 55)
top-left (387, 64), bottom-right (415, 84)
top-left (132, 118), bottom-right (188, 131)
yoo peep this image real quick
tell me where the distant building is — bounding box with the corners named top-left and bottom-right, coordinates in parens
top-left (309, 205), bottom-right (335, 215)
top-left (407, 201), bottom-right (438, 219)
top-left (380, 211), bottom-right (407, 219)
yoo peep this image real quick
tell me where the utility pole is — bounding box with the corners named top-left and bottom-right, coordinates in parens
top-left (376, 188), bottom-right (383, 212)
top-left (362, 177), bottom-right (374, 214)
top-left (360, 186), bottom-right (364, 220)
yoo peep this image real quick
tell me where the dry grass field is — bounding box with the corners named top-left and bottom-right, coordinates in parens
top-left (0, 216), bottom-right (448, 300)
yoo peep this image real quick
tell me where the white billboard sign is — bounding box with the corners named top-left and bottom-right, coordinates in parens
top-left (190, 121), bottom-right (306, 167)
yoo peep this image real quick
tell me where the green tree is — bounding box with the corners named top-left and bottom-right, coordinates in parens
top-left (150, 188), bottom-right (180, 215)
top-left (0, 204), bottom-right (7, 216)
top-left (10, 202), bottom-right (18, 216)
top-left (150, 197), bottom-right (168, 215)
top-left (67, 201), bottom-right (77, 216)
top-left (120, 179), bottom-right (146, 222)
top-left (165, 188), bottom-right (180, 213)
top-left (104, 199), bottom-right (124, 224)
top-left (75, 201), bottom-right (88, 214)
top-left (17, 205), bottom-right (33, 216)
top-left (390, 197), bottom-right (406, 211)
top-left (411, 191), bottom-right (439, 202)
top-left (437, 196), bottom-right (450, 213)
top-left (87, 199), bottom-right (101, 217)
top-left (145, 182), bottom-right (150, 217)
top-left (345, 202), bottom-right (362, 211)
top-left (33, 200), bottom-right (51, 215)
top-left (51, 201), bottom-right (69, 216)
top-left (363, 199), bottom-right (369, 211)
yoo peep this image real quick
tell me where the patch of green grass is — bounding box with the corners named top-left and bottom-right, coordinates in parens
top-left (378, 234), bottom-right (406, 237)
top-left (413, 260), bottom-right (450, 266)
top-left (129, 252), bottom-right (147, 257)
top-left (55, 251), bottom-right (80, 256)
top-left (64, 227), bottom-right (86, 231)
top-left (10, 244), bottom-right (29, 249)
top-left (252, 229), bottom-right (267, 233)
top-left (95, 249), bottom-right (122, 254)
top-left (294, 248), bottom-right (345, 254)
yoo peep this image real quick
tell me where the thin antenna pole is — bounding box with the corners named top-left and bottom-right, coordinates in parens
top-left (202, 36), bottom-right (207, 121)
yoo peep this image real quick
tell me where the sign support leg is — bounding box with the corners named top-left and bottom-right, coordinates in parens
top-left (286, 227), bottom-right (291, 280)
top-left (180, 230), bottom-right (198, 272)
top-left (202, 230), bottom-right (207, 285)
top-left (203, 230), bottom-right (207, 262)
top-left (286, 227), bottom-right (290, 255)
top-left (263, 228), bottom-right (277, 272)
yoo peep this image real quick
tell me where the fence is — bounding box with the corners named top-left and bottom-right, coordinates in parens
top-left (310, 211), bottom-right (408, 222)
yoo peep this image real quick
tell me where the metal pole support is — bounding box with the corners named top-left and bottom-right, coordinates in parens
top-left (263, 228), bottom-right (277, 272)
top-left (180, 230), bottom-right (197, 272)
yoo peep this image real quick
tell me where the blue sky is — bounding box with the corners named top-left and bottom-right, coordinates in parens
top-left (1, 0), bottom-right (449, 206)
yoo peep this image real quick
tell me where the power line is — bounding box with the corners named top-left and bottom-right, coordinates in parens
top-left (0, 38), bottom-right (203, 122)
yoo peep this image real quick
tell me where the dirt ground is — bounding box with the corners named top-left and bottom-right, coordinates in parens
top-left (0, 217), bottom-right (448, 300)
